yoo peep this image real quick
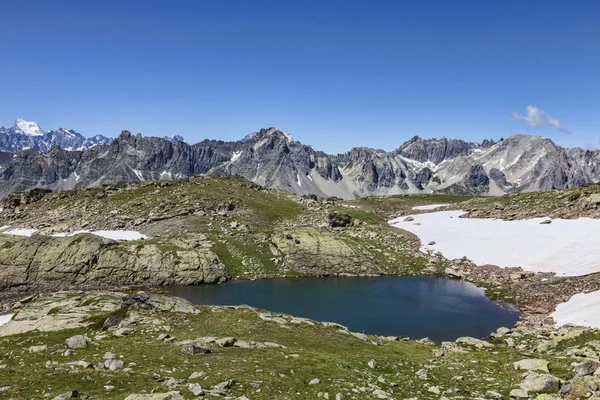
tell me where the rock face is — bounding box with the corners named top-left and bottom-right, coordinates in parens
top-left (0, 234), bottom-right (229, 292)
top-left (2, 125), bottom-right (600, 199)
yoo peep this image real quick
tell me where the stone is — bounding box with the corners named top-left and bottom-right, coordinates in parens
top-left (215, 337), bottom-right (236, 347)
top-left (103, 352), bottom-right (118, 360)
top-left (328, 212), bottom-right (352, 227)
top-left (124, 393), bottom-right (184, 400)
top-left (181, 343), bottom-right (211, 355)
top-left (428, 386), bottom-right (441, 395)
top-left (27, 345), bottom-right (48, 353)
top-left (520, 372), bottom-right (561, 393)
top-left (65, 335), bottom-right (88, 349)
top-left (416, 369), bottom-right (429, 380)
top-left (445, 267), bottom-right (463, 279)
top-left (510, 388), bottom-right (529, 398)
top-left (372, 389), bottom-right (392, 399)
top-left (309, 378), bottom-right (320, 385)
top-left (574, 360), bottom-right (600, 376)
top-left (113, 327), bottom-right (135, 337)
top-left (52, 390), bottom-right (79, 400)
top-left (513, 359), bottom-right (550, 373)
top-left (188, 383), bottom-right (204, 396)
top-left (485, 390), bottom-right (503, 399)
top-left (335, 394), bottom-right (343, 400)
top-left (189, 371), bottom-right (206, 379)
top-left (104, 359), bottom-right (124, 371)
top-left (455, 336), bottom-right (493, 349)
top-left (368, 359), bottom-right (377, 369)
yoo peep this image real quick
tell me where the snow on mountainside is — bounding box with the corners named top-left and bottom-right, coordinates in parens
top-left (14, 118), bottom-right (45, 136)
top-left (0, 119), bottom-right (112, 152)
top-left (0, 119), bottom-right (187, 153)
top-left (0, 122), bottom-right (600, 199)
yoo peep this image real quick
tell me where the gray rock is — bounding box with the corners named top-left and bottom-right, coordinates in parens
top-left (215, 337), bottom-right (236, 347)
top-left (181, 343), bottom-right (211, 355)
top-left (513, 359), bottom-right (550, 373)
top-left (309, 378), bottom-right (320, 385)
top-left (52, 390), bottom-right (79, 400)
top-left (189, 371), bottom-right (206, 379)
top-left (509, 388), bottom-right (528, 398)
top-left (65, 335), bottom-right (88, 349)
top-left (574, 360), bottom-right (600, 376)
top-left (455, 336), bottom-right (493, 349)
top-left (27, 345), bottom-right (48, 353)
top-left (104, 359), bottom-right (124, 371)
top-left (520, 372), bottom-right (561, 393)
top-left (103, 352), bottom-right (118, 360)
top-left (188, 383), bottom-right (204, 396)
top-left (124, 393), bottom-right (184, 400)
top-left (485, 390), bottom-right (503, 399)
top-left (368, 359), bottom-right (377, 369)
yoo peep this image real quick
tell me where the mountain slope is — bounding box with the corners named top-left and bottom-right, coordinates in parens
top-left (1, 122), bottom-right (600, 199)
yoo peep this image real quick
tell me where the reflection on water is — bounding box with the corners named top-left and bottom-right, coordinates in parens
top-left (166, 276), bottom-right (519, 342)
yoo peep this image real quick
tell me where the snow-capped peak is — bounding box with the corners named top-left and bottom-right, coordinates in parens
top-left (14, 118), bottom-right (45, 136)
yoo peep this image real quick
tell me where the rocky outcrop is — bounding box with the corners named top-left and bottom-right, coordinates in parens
top-left (0, 234), bottom-right (229, 293)
top-left (273, 228), bottom-right (381, 275)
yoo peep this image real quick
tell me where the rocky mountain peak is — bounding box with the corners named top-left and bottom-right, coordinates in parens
top-left (14, 118), bottom-right (45, 136)
top-left (243, 127), bottom-right (293, 143)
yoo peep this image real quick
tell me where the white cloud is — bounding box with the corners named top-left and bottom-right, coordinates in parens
top-left (511, 105), bottom-right (570, 134)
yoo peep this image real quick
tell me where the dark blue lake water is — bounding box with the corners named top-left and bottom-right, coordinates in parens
top-left (166, 276), bottom-right (518, 342)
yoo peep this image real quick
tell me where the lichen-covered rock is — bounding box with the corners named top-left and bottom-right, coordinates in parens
top-left (513, 359), bottom-right (550, 373)
top-left (124, 392), bottom-right (184, 400)
top-left (520, 372), bottom-right (561, 393)
top-left (0, 234), bottom-right (229, 292)
top-left (273, 228), bottom-right (379, 275)
top-left (0, 291), bottom-right (198, 337)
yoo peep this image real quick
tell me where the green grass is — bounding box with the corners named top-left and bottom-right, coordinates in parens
top-left (0, 302), bottom-right (572, 400)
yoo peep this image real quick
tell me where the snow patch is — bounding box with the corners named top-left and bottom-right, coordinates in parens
top-left (3, 228), bottom-right (38, 237)
top-left (0, 314), bottom-right (13, 327)
top-left (296, 174), bottom-right (302, 187)
top-left (389, 210), bottom-right (600, 277)
top-left (159, 170), bottom-right (172, 179)
top-left (551, 290), bottom-right (600, 329)
top-left (52, 230), bottom-right (147, 241)
top-left (231, 151), bottom-right (242, 162)
top-left (131, 168), bottom-right (144, 181)
top-left (411, 204), bottom-right (450, 211)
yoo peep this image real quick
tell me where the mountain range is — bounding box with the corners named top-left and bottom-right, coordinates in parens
top-left (0, 120), bottom-right (599, 199)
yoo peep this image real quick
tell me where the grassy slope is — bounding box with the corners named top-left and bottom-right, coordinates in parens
top-left (2, 177), bottom-right (473, 280)
top-left (1, 302), bottom-right (589, 400)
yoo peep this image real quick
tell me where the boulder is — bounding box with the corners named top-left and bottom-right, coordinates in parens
top-left (328, 212), bottom-right (352, 228)
top-left (513, 359), bottom-right (550, 373)
top-left (455, 336), bottom-right (493, 349)
top-left (574, 360), bottom-right (600, 376)
top-left (520, 372), bottom-right (561, 393)
top-left (181, 343), bottom-right (211, 355)
top-left (65, 335), bottom-right (88, 349)
top-left (124, 393), bottom-right (184, 400)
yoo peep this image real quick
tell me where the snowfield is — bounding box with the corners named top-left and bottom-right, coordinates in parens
top-left (411, 203), bottom-right (450, 211)
top-left (389, 210), bottom-right (600, 277)
top-left (1, 228), bottom-right (146, 241)
top-left (0, 314), bottom-right (13, 327)
top-left (52, 230), bottom-right (147, 241)
top-left (3, 228), bottom-right (38, 236)
top-left (551, 290), bottom-right (600, 329)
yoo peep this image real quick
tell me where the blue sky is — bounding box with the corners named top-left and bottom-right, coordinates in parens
top-left (1, 0), bottom-right (599, 153)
